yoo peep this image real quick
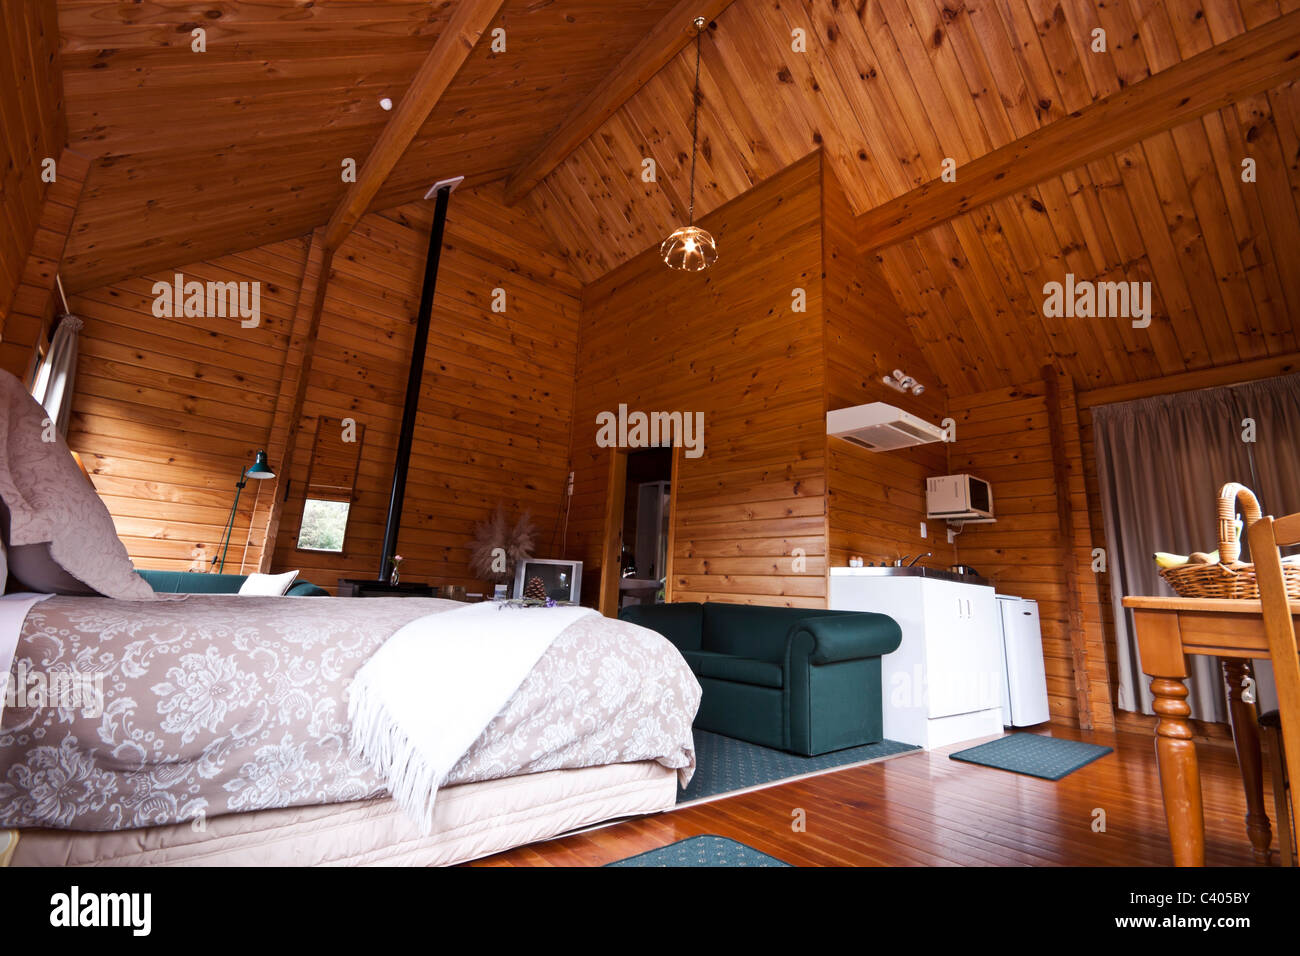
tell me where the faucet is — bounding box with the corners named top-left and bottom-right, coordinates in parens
top-left (906, 552), bottom-right (931, 567)
top-left (894, 555), bottom-right (909, 567)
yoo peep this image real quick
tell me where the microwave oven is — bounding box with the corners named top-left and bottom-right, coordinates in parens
top-left (926, 474), bottom-right (993, 520)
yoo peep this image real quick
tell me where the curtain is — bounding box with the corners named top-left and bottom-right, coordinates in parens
top-left (1094, 373), bottom-right (1300, 722)
top-left (29, 314), bottom-right (83, 437)
top-left (1234, 376), bottom-right (1300, 531)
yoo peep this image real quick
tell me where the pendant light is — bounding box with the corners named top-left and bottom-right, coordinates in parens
top-left (661, 17), bottom-right (718, 271)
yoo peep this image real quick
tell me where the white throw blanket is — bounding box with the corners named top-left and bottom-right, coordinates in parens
top-left (0, 593), bottom-right (50, 868)
top-left (0, 592), bottom-right (52, 724)
top-left (347, 601), bottom-right (596, 832)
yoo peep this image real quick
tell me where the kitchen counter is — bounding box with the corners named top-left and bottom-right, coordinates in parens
top-left (830, 565), bottom-right (991, 588)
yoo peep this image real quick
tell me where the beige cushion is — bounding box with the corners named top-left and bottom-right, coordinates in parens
top-left (0, 371), bottom-right (156, 600)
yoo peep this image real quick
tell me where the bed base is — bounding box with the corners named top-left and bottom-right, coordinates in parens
top-left (9, 761), bottom-right (676, 867)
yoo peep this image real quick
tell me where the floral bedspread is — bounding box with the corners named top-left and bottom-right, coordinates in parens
top-left (0, 596), bottom-right (699, 831)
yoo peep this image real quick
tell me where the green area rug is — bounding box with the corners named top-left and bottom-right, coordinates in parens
top-left (949, 733), bottom-right (1112, 780)
top-left (607, 835), bottom-right (790, 867)
top-left (679, 730), bottom-right (919, 803)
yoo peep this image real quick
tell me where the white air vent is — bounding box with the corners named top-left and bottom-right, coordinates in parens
top-left (826, 402), bottom-right (945, 452)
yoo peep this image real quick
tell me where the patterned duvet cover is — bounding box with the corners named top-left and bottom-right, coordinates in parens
top-left (0, 596), bottom-right (699, 831)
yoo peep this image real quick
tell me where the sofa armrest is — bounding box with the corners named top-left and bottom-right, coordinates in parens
top-left (785, 613), bottom-right (901, 665)
top-left (287, 581), bottom-right (329, 597)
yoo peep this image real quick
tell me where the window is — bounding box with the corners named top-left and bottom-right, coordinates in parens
top-left (297, 498), bottom-right (351, 552)
top-left (295, 417), bottom-right (364, 554)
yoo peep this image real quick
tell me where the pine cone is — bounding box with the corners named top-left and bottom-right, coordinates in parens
top-left (523, 576), bottom-right (547, 601)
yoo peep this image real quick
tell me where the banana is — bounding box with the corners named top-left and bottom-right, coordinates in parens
top-left (1154, 552), bottom-right (1190, 569)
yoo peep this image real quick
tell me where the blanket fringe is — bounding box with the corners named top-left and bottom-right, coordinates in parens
top-left (347, 675), bottom-right (441, 836)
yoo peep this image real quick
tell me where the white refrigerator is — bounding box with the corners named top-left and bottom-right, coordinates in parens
top-left (994, 595), bottom-right (1050, 727)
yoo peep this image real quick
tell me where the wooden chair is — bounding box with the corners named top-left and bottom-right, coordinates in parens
top-left (1259, 711), bottom-right (1295, 865)
top-left (1247, 512), bottom-right (1300, 867)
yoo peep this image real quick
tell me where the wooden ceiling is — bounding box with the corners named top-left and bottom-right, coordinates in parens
top-left (523, 0), bottom-right (1300, 396)
top-left (876, 91), bottom-right (1300, 395)
top-left (54, 0), bottom-right (680, 292)
top-left (0, 1), bottom-right (64, 328)
top-left (39, 0), bottom-right (1300, 398)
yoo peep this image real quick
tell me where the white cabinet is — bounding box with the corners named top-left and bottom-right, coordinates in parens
top-left (923, 579), bottom-right (1002, 719)
top-left (830, 569), bottom-right (1004, 749)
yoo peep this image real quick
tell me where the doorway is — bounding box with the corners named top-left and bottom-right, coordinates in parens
top-left (598, 445), bottom-right (679, 616)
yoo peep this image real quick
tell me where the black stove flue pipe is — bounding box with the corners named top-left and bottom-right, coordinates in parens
top-left (378, 178), bottom-right (459, 580)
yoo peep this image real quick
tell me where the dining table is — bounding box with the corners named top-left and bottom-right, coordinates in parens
top-left (1124, 594), bottom-right (1300, 866)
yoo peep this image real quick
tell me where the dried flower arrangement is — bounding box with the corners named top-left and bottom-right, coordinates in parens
top-left (468, 504), bottom-right (537, 585)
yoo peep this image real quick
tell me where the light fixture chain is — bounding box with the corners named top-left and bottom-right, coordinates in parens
top-left (688, 24), bottom-right (702, 225)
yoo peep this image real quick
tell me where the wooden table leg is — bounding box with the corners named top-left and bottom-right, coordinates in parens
top-left (1135, 609), bottom-right (1205, 866)
top-left (1150, 675), bottom-right (1206, 866)
top-left (1221, 659), bottom-right (1272, 863)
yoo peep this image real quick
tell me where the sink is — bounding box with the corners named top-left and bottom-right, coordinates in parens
top-left (830, 566), bottom-right (991, 587)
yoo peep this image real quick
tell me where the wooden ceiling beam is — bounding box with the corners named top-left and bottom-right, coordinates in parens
top-left (855, 9), bottom-right (1300, 253)
top-left (254, 229), bottom-right (332, 572)
top-left (322, 0), bottom-right (506, 251)
top-left (502, 0), bottom-right (737, 205)
top-left (1077, 351), bottom-right (1300, 409)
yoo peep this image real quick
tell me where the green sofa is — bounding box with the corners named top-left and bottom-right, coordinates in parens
top-left (136, 569), bottom-right (329, 597)
top-left (619, 602), bottom-right (901, 756)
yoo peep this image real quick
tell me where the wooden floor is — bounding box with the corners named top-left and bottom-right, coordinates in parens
top-left (470, 728), bottom-right (1280, 866)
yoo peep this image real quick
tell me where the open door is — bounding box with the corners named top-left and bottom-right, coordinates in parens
top-left (663, 442), bottom-right (682, 603)
top-left (597, 450), bottom-right (627, 617)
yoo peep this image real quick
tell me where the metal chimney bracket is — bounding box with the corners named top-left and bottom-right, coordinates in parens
top-left (425, 176), bottom-right (465, 199)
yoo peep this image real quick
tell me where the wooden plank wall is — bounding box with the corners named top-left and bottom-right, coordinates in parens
top-left (0, 0), bottom-right (65, 358)
top-left (948, 380), bottom-right (1113, 730)
top-left (66, 238), bottom-right (310, 572)
top-left (269, 183), bottom-right (582, 593)
top-left (822, 158), bottom-right (954, 570)
top-left (567, 155), bottom-right (828, 607)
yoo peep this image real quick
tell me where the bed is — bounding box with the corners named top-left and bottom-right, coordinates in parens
top-left (0, 595), bottom-right (699, 866)
top-left (0, 369), bottom-right (699, 867)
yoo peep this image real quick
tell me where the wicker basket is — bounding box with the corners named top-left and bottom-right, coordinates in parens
top-left (1158, 482), bottom-right (1300, 600)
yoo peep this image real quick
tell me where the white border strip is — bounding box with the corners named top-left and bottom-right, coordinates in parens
top-left (561, 745), bottom-right (922, 840)
top-left (670, 745), bottom-right (921, 810)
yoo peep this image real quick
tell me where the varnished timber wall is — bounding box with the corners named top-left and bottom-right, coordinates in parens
top-left (566, 154), bottom-right (963, 609)
top-left (948, 381), bottom-right (1113, 730)
top-left (568, 156), bottom-right (827, 607)
top-left (66, 239), bottom-right (309, 572)
top-left (0, 0), bottom-right (65, 373)
top-left (822, 159), bottom-right (954, 570)
top-left (270, 184), bottom-right (581, 593)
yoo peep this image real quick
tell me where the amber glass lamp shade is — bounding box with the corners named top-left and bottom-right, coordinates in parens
top-left (660, 225), bottom-right (718, 271)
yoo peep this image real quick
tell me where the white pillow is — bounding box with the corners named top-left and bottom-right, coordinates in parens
top-left (238, 570), bottom-right (299, 596)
